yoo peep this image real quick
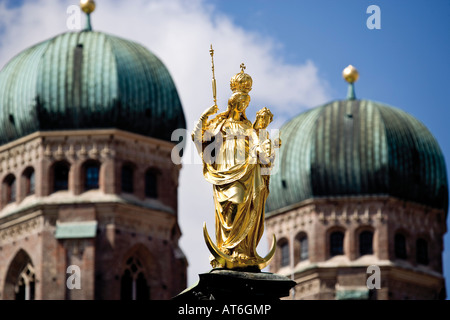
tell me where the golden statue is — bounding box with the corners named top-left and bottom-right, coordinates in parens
top-left (192, 50), bottom-right (278, 270)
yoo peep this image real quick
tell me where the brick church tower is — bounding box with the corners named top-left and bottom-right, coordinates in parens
top-left (265, 66), bottom-right (448, 300)
top-left (0, 2), bottom-right (187, 300)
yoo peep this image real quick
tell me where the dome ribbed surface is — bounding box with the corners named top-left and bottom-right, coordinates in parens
top-left (0, 31), bottom-right (186, 144)
top-left (266, 99), bottom-right (448, 214)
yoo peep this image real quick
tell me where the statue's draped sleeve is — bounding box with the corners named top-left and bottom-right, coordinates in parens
top-left (191, 113), bottom-right (209, 156)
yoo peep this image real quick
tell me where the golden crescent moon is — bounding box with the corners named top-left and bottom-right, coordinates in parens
top-left (203, 222), bottom-right (276, 270)
top-left (258, 233), bottom-right (277, 270)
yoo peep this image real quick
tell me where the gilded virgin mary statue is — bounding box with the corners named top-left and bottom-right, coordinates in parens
top-left (192, 64), bottom-right (279, 270)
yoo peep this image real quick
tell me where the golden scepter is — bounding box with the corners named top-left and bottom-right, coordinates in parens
top-left (209, 44), bottom-right (217, 106)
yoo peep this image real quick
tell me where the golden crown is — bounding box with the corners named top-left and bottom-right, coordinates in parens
top-left (230, 63), bottom-right (253, 94)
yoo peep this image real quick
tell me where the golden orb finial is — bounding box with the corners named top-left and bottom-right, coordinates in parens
top-left (80, 0), bottom-right (96, 15)
top-left (342, 65), bottom-right (359, 84)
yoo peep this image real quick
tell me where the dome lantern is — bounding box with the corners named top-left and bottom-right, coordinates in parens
top-left (342, 65), bottom-right (359, 100)
top-left (80, 0), bottom-right (96, 31)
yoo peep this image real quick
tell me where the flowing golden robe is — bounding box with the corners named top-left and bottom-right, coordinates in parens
top-left (193, 114), bottom-right (269, 263)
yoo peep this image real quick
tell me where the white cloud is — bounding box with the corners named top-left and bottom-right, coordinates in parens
top-left (0, 0), bottom-right (330, 287)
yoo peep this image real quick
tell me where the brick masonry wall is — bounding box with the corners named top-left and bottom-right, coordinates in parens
top-left (0, 130), bottom-right (187, 300)
top-left (266, 196), bottom-right (447, 300)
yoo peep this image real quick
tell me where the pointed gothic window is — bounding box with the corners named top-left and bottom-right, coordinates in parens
top-left (15, 263), bottom-right (35, 300)
top-left (120, 256), bottom-right (150, 300)
top-left (4, 250), bottom-right (35, 300)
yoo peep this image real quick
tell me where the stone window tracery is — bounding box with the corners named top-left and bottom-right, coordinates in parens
top-left (15, 262), bottom-right (35, 300)
top-left (120, 256), bottom-right (150, 300)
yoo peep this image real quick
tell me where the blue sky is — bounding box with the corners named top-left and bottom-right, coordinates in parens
top-left (0, 0), bottom-right (449, 295)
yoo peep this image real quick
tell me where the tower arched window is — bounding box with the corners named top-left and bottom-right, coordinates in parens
top-left (416, 238), bottom-right (429, 265)
top-left (120, 256), bottom-right (150, 300)
top-left (121, 164), bottom-right (134, 193)
top-left (330, 231), bottom-right (344, 257)
top-left (23, 167), bottom-right (35, 196)
top-left (359, 230), bottom-right (374, 256)
top-left (299, 235), bottom-right (308, 262)
top-left (4, 175), bottom-right (16, 203)
top-left (394, 233), bottom-right (407, 259)
top-left (145, 169), bottom-right (158, 199)
top-left (53, 161), bottom-right (70, 192)
top-left (279, 240), bottom-right (290, 267)
top-left (83, 161), bottom-right (100, 191)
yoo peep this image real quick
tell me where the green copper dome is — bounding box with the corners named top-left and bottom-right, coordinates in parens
top-left (266, 99), bottom-right (448, 214)
top-left (0, 31), bottom-right (185, 145)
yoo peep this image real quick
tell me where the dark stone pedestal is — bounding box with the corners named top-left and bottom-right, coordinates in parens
top-left (173, 268), bottom-right (296, 301)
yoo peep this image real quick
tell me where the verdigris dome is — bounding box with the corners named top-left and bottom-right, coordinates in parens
top-left (266, 99), bottom-right (448, 214)
top-left (0, 31), bottom-right (186, 145)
